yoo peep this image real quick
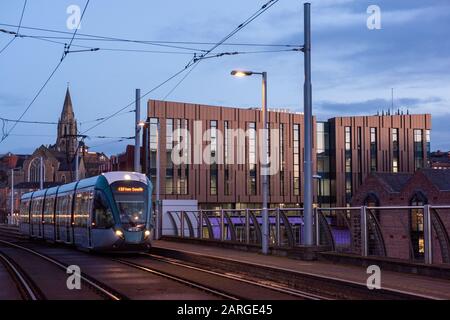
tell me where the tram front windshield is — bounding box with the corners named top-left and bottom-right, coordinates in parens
top-left (112, 182), bottom-right (148, 229)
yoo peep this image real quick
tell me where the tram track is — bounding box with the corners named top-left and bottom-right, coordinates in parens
top-left (148, 246), bottom-right (438, 300)
top-left (143, 253), bottom-right (328, 300)
top-left (0, 239), bottom-right (127, 300)
top-left (0, 251), bottom-right (42, 300)
top-left (115, 258), bottom-right (240, 300)
top-left (114, 255), bottom-right (325, 300)
top-left (0, 233), bottom-right (230, 300)
top-left (0, 225), bottom-right (437, 300)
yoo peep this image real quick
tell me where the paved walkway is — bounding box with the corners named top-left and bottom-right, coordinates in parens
top-left (153, 240), bottom-right (450, 299)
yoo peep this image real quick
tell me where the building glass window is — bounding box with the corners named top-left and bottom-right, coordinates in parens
top-left (28, 157), bottom-right (44, 183)
top-left (344, 126), bottom-right (352, 203)
top-left (247, 122), bottom-right (257, 195)
top-left (357, 127), bottom-right (362, 185)
top-left (410, 193), bottom-right (426, 261)
top-left (414, 129), bottom-right (423, 170)
top-left (148, 118), bottom-right (158, 189)
top-left (370, 127), bottom-right (377, 172)
top-left (210, 120), bottom-right (218, 195)
top-left (165, 119), bottom-right (174, 194)
top-left (224, 121), bottom-right (231, 195)
top-left (176, 119), bottom-right (188, 195)
top-left (316, 122), bottom-right (330, 206)
top-left (392, 128), bottom-right (399, 173)
top-left (293, 124), bottom-right (300, 196)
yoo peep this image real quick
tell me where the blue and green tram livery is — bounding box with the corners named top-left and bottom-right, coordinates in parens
top-left (19, 172), bottom-right (153, 252)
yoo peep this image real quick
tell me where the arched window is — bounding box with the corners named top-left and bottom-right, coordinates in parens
top-left (28, 158), bottom-right (45, 183)
top-left (363, 192), bottom-right (384, 256)
top-left (61, 175), bottom-right (66, 183)
top-left (410, 192), bottom-right (427, 261)
top-left (363, 192), bottom-right (380, 221)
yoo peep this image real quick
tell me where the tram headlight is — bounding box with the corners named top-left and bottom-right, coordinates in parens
top-left (144, 230), bottom-right (151, 239)
top-left (115, 229), bottom-right (124, 239)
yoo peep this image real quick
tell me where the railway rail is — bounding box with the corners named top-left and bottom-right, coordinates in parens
top-left (0, 251), bottom-right (41, 300)
top-left (144, 253), bottom-right (327, 299)
top-left (0, 224), bottom-right (440, 300)
top-left (0, 239), bottom-right (126, 300)
top-left (114, 255), bottom-right (326, 300)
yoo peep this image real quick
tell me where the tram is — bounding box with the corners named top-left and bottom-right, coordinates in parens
top-left (18, 172), bottom-right (153, 252)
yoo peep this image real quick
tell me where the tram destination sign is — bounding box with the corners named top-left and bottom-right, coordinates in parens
top-left (115, 186), bottom-right (144, 193)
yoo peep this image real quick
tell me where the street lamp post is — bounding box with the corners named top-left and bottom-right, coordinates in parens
top-left (139, 118), bottom-right (161, 240)
top-left (303, 2), bottom-right (314, 246)
top-left (135, 88), bottom-right (142, 173)
top-left (231, 70), bottom-right (269, 255)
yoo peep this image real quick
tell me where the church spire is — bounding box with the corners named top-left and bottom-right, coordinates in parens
top-left (56, 86), bottom-right (78, 157)
top-left (61, 86), bottom-right (74, 118)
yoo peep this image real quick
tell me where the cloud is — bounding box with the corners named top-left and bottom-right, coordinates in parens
top-left (0, 92), bottom-right (25, 109)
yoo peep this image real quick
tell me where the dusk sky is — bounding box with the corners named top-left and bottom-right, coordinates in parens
top-left (1, 0), bottom-right (449, 155)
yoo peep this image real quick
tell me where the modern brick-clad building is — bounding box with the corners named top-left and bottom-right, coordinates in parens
top-left (330, 114), bottom-right (431, 206)
top-left (143, 99), bottom-right (431, 209)
top-left (146, 100), bottom-right (316, 209)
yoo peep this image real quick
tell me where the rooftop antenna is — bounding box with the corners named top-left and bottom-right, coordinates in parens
top-left (391, 88), bottom-right (394, 115)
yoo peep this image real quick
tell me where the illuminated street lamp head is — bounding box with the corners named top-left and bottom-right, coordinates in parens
top-left (138, 120), bottom-right (146, 127)
top-left (231, 70), bottom-right (253, 77)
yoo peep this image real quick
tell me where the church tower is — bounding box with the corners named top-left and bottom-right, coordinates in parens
top-left (56, 87), bottom-right (78, 157)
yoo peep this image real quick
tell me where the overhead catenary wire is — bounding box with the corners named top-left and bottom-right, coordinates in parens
top-left (82, 0), bottom-right (281, 135)
top-left (0, 0), bottom-right (90, 144)
top-left (3, 0), bottom-right (282, 141)
top-left (1, 29), bottom-right (301, 57)
top-left (0, 22), bottom-right (300, 49)
top-left (0, 0), bottom-right (27, 55)
top-left (0, 110), bottom-right (133, 126)
top-left (80, 65), bottom-right (191, 134)
top-left (89, 138), bottom-right (132, 148)
top-left (0, 23), bottom-right (208, 52)
top-left (161, 0), bottom-right (280, 100)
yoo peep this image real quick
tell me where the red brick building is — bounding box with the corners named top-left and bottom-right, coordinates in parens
top-left (430, 150), bottom-right (450, 170)
top-left (351, 169), bottom-right (450, 264)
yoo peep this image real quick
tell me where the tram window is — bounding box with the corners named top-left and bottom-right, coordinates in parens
top-left (44, 197), bottom-right (54, 224)
top-left (74, 192), bottom-right (83, 227)
top-left (20, 200), bottom-right (30, 223)
top-left (93, 190), bottom-right (114, 228)
top-left (74, 191), bottom-right (91, 228)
